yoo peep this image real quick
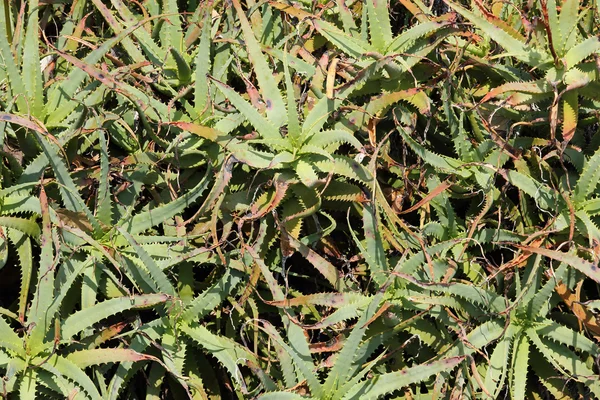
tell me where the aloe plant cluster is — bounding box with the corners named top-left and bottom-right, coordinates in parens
top-left (0, 0), bottom-right (599, 398)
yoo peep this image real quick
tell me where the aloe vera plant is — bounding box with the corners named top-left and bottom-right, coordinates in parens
top-left (448, 0), bottom-right (600, 145)
top-left (0, 0), bottom-right (599, 398)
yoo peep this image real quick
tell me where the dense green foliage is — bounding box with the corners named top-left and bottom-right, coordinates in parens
top-left (0, 0), bottom-right (599, 398)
